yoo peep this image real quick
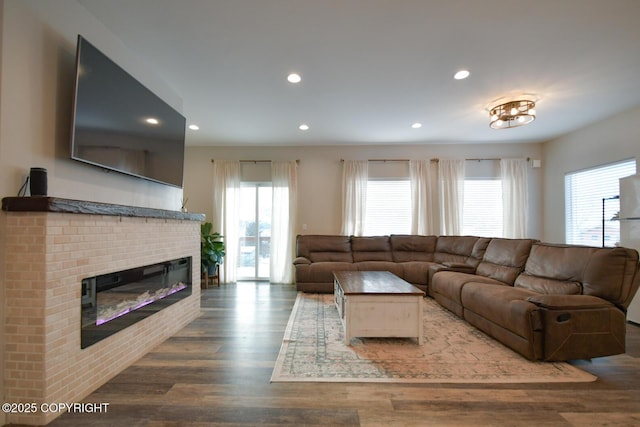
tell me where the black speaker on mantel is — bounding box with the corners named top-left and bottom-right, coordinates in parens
top-left (29, 167), bottom-right (47, 196)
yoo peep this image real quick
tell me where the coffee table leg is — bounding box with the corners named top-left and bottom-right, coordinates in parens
top-left (417, 296), bottom-right (424, 345)
top-left (344, 307), bottom-right (351, 345)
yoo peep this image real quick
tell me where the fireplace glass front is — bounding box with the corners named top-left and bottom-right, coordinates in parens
top-left (81, 257), bottom-right (192, 348)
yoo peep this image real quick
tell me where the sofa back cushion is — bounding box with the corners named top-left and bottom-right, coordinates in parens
top-left (515, 243), bottom-right (587, 295)
top-left (296, 235), bottom-right (353, 263)
top-left (476, 238), bottom-right (534, 285)
top-left (433, 236), bottom-right (480, 264)
top-left (469, 237), bottom-right (491, 267)
top-left (514, 243), bottom-right (639, 306)
top-left (351, 236), bottom-right (393, 262)
top-left (390, 235), bottom-right (436, 262)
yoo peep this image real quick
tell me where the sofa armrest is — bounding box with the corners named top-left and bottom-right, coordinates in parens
top-left (293, 257), bottom-right (311, 265)
top-left (526, 294), bottom-right (613, 310)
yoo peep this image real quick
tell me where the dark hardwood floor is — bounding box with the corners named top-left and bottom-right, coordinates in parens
top-left (29, 283), bottom-right (640, 426)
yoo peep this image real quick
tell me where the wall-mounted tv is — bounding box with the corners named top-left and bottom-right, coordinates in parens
top-left (70, 35), bottom-right (186, 188)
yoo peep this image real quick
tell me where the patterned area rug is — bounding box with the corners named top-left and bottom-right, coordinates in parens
top-left (271, 293), bottom-right (596, 383)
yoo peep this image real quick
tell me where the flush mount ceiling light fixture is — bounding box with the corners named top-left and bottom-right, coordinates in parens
top-left (489, 100), bottom-right (536, 129)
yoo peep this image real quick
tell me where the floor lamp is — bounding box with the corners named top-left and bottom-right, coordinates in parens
top-left (602, 195), bottom-right (620, 247)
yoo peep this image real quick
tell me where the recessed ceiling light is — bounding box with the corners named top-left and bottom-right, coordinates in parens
top-left (411, 122), bottom-right (423, 129)
top-left (287, 73), bottom-right (302, 83)
top-left (145, 117), bottom-right (159, 125)
top-left (454, 70), bottom-right (470, 80)
top-left (298, 124), bottom-right (309, 131)
top-left (188, 124), bottom-right (199, 130)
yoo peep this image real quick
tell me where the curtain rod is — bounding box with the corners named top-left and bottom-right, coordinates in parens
top-left (213, 158), bottom-right (530, 163)
top-left (340, 159), bottom-right (412, 163)
top-left (466, 157), bottom-right (531, 162)
top-left (466, 158), bottom-right (499, 162)
top-left (340, 157), bottom-right (530, 162)
top-left (211, 159), bottom-right (300, 163)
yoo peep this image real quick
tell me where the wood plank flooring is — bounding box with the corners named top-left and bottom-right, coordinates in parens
top-left (30, 283), bottom-right (640, 426)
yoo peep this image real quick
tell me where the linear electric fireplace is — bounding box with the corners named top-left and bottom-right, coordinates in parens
top-left (81, 257), bottom-right (192, 348)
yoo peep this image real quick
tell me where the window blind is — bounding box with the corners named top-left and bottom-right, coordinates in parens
top-left (364, 180), bottom-right (411, 236)
top-left (463, 179), bottom-right (503, 238)
top-left (565, 159), bottom-right (636, 246)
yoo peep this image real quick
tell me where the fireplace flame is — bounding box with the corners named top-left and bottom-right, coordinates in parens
top-left (96, 281), bottom-right (187, 326)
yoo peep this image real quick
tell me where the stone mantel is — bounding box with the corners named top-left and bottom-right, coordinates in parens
top-left (2, 196), bottom-right (205, 222)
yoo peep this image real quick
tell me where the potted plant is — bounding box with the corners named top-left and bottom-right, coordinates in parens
top-left (201, 222), bottom-right (225, 275)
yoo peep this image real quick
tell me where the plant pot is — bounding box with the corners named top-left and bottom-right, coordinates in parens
top-left (206, 264), bottom-right (218, 276)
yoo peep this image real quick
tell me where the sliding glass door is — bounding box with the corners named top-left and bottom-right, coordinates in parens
top-left (238, 183), bottom-right (272, 280)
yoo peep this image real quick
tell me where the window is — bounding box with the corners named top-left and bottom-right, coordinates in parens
top-left (364, 179), bottom-right (411, 235)
top-left (565, 159), bottom-right (636, 247)
top-left (462, 179), bottom-right (503, 237)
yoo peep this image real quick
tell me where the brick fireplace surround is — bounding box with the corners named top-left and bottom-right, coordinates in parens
top-left (1, 197), bottom-right (204, 425)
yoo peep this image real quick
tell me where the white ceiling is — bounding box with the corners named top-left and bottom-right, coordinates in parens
top-left (77, 0), bottom-right (640, 147)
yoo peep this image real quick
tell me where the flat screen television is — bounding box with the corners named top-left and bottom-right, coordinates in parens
top-left (70, 35), bottom-right (186, 188)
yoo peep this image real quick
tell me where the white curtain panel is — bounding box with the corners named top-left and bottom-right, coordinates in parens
top-left (409, 159), bottom-right (440, 235)
top-left (212, 160), bottom-right (241, 284)
top-left (501, 158), bottom-right (529, 238)
top-left (270, 160), bottom-right (298, 284)
top-left (341, 160), bottom-right (368, 236)
top-left (439, 159), bottom-right (465, 235)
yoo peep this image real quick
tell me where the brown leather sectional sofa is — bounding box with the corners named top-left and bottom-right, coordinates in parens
top-left (293, 234), bottom-right (640, 361)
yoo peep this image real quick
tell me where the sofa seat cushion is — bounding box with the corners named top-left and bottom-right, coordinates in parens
top-left (515, 274), bottom-right (582, 295)
top-left (399, 261), bottom-right (437, 286)
top-left (355, 261), bottom-right (404, 278)
top-left (461, 282), bottom-right (542, 339)
top-left (431, 271), bottom-right (506, 305)
top-left (430, 271), bottom-right (506, 317)
top-left (295, 262), bottom-right (357, 283)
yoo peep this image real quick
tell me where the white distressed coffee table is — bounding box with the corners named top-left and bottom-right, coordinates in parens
top-left (333, 271), bottom-right (425, 345)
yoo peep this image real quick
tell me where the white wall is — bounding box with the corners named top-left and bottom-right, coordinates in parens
top-left (542, 106), bottom-right (640, 243)
top-left (184, 142), bottom-right (544, 238)
top-left (0, 2), bottom-right (186, 423)
top-left (0, 0), bottom-right (184, 210)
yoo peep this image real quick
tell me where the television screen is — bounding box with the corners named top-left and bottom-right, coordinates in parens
top-left (70, 35), bottom-right (186, 188)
